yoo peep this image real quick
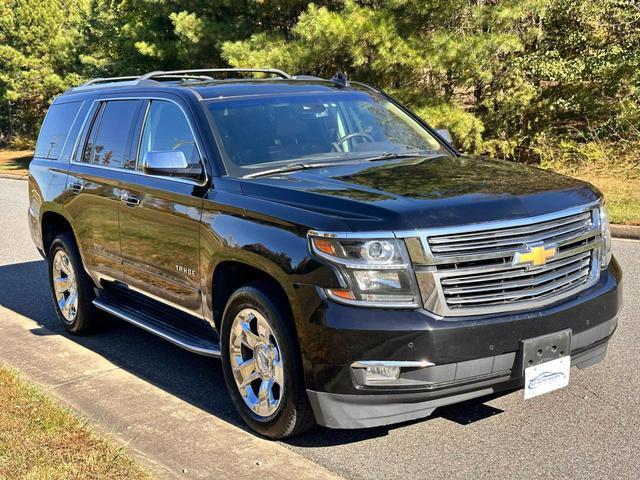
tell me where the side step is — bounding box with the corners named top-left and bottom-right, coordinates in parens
top-left (93, 289), bottom-right (220, 358)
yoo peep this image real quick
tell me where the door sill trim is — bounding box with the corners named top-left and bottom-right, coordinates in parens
top-left (93, 298), bottom-right (220, 357)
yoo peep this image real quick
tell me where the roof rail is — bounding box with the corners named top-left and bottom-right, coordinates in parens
top-left (79, 76), bottom-right (141, 87)
top-left (139, 68), bottom-right (292, 81)
top-left (72, 68), bottom-right (293, 92)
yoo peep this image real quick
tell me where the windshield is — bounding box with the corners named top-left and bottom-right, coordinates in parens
top-left (206, 90), bottom-right (451, 176)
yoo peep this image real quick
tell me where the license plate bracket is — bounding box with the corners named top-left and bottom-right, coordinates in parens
top-left (520, 329), bottom-right (572, 374)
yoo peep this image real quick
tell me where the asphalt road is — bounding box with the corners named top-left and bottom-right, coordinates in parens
top-left (1, 177), bottom-right (639, 479)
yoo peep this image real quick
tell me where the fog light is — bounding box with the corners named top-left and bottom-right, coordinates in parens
top-left (351, 360), bottom-right (435, 387)
top-left (365, 365), bottom-right (401, 382)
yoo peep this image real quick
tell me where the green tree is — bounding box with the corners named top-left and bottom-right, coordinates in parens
top-left (0, 0), bottom-right (87, 143)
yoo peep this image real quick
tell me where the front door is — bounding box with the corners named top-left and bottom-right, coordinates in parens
top-left (118, 98), bottom-right (207, 315)
top-left (66, 99), bottom-right (142, 283)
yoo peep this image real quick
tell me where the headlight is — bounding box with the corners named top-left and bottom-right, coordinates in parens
top-left (599, 201), bottom-right (612, 268)
top-left (309, 234), bottom-right (420, 307)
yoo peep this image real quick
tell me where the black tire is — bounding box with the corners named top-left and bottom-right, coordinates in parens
top-left (220, 283), bottom-right (315, 439)
top-left (48, 233), bottom-right (100, 334)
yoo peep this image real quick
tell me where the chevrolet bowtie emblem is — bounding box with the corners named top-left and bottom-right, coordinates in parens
top-left (513, 244), bottom-right (557, 268)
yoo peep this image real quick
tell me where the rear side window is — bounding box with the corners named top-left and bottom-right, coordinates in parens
top-left (82, 100), bottom-right (141, 169)
top-left (34, 102), bottom-right (82, 160)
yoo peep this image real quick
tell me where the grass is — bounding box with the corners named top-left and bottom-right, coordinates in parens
top-left (0, 149), bottom-right (32, 176)
top-left (541, 159), bottom-right (640, 225)
top-left (573, 174), bottom-right (640, 225)
top-left (0, 366), bottom-right (152, 480)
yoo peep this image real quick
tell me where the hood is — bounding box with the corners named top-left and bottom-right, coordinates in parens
top-left (238, 155), bottom-right (600, 231)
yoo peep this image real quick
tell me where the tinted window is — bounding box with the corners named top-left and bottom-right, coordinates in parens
top-left (35, 102), bottom-right (82, 160)
top-left (138, 100), bottom-right (200, 169)
top-left (83, 100), bottom-right (140, 169)
top-left (207, 91), bottom-right (448, 176)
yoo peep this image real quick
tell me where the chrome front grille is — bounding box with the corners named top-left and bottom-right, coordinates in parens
top-left (428, 211), bottom-right (592, 258)
top-left (441, 250), bottom-right (592, 308)
top-left (407, 203), bottom-right (603, 317)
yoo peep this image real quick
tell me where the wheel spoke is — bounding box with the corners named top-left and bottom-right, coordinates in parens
top-left (58, 295), bottom-right (67, 311)
top-left (240, 322), bottom-right (261, 349)
top-left (257, 379), bottom-right (275, 415)
top-left (60, 255), bottom-right (71, 275)
top-left (54, 276), bottom-right (70, 294)
top-left (255, 315), bottom-right (272, 342)
top-left (64, 291), bottom-right (77, 315)
top-left (272, 360), bottom-right (284, 386)
top-left (229, 308), bottom-right (284, 418)
top-left (233, 357), bottom-right (260, 388)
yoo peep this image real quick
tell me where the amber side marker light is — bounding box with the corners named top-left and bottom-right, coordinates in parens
top-left (313, 237), bottom-right (335, 255)
top-left (327, 289), bottom-right (355, 300)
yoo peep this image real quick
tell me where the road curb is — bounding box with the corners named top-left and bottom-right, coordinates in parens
top-left (610, 224), bottom-right (640, 240)
top-left (0, 172), bottom-right (28, 181)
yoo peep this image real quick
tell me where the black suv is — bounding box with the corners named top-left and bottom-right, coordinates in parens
top-left (28, 68), bottom-right (622, 439)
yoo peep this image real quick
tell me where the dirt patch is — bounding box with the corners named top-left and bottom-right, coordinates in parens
top-left (0, 149), bottom-right (33, 175)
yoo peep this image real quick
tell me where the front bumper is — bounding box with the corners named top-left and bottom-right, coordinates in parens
top-left (307, 321), bottom-right (614, 428)
top-left (298, 258), bottom-right (622, 429)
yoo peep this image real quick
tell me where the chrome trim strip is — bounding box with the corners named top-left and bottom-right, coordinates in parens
top-left (441, 259), bottom-right (591, 294)
top-left (439, 251), bottom-right (590, 284)
top-left (308, 230), bottom-right (396, 239)
top-left (351, 360), bottom-right (435, 369)
top-left (396, 201), bottom-right (600, 239)
top-left (93, 299), bottom-right (220, 357)
top-left (324, 288), bottom-right (420, 309)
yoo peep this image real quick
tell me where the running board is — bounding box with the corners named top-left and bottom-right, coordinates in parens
top-left (93, 298), bottom-right (221, 358)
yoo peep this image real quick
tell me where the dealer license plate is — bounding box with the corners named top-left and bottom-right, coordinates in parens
top-left (524, 356), bottom-right (570, 399)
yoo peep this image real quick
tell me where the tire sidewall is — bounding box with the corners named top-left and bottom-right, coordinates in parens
top-left (48, 233), bottom-right (95, 334)
top-left (220, 286), bottom-right (303, 438)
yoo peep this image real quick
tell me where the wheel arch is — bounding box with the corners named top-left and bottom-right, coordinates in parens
top-left (40, 208), bottom-right (76, 257)
top-left (210, 260), bottom-right (297, 334)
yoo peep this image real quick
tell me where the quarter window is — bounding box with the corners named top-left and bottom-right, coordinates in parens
top-left (82, 100), bottom-right (140, 169)
top-left (35, 101), bottom-right (82, 160)
top-left (138, 100), bottom-right (200, 171)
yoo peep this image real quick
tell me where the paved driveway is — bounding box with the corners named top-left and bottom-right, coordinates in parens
top-left (1, 177), bottom-right (638, 479)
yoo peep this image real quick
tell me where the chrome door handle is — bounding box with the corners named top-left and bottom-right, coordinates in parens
top-left (120, 192), bottom-right (141, 206)
top-left (69, 181), bottom-right (84, 195)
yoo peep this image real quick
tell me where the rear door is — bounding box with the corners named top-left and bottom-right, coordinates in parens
top-left (65, 99), bottom-right (143, 282)
top-left (118, 97), bottom-right (208, 316)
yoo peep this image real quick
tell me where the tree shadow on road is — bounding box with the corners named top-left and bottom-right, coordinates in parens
top-left (0, 259), bottom-right (506, 447)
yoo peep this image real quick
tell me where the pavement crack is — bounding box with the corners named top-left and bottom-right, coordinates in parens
top-left (47, 366), bottom-right (121, 390)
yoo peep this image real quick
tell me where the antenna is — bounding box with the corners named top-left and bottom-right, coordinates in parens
top-left (331, 71), bottom-right (349, 87)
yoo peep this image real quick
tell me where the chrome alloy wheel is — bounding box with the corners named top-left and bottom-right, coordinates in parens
top-left (52, 250), bottom-right (79, 323)
top-left (229, 308), bottom-right (284, 418)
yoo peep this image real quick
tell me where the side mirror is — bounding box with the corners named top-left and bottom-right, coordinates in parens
top-left (436, 129), bottom-right (453, 145)
top-left (142, 150), bottom-right (202, 179)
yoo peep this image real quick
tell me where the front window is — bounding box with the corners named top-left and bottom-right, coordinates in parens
top-left (206, 90), bottom-right (450, 177)
top-left (138, 100), bottom-right (201, 171)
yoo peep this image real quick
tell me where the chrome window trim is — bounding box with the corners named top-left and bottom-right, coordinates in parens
top-left (69, 96), bottom-right (209, 187)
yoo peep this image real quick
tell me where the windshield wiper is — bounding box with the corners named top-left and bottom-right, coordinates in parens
top-left (364, 151), bottom-right (431, 162)
top-left (244, 162), bottom-right (332, 178)
top-left (244, 151), bottom-right (434, 178)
